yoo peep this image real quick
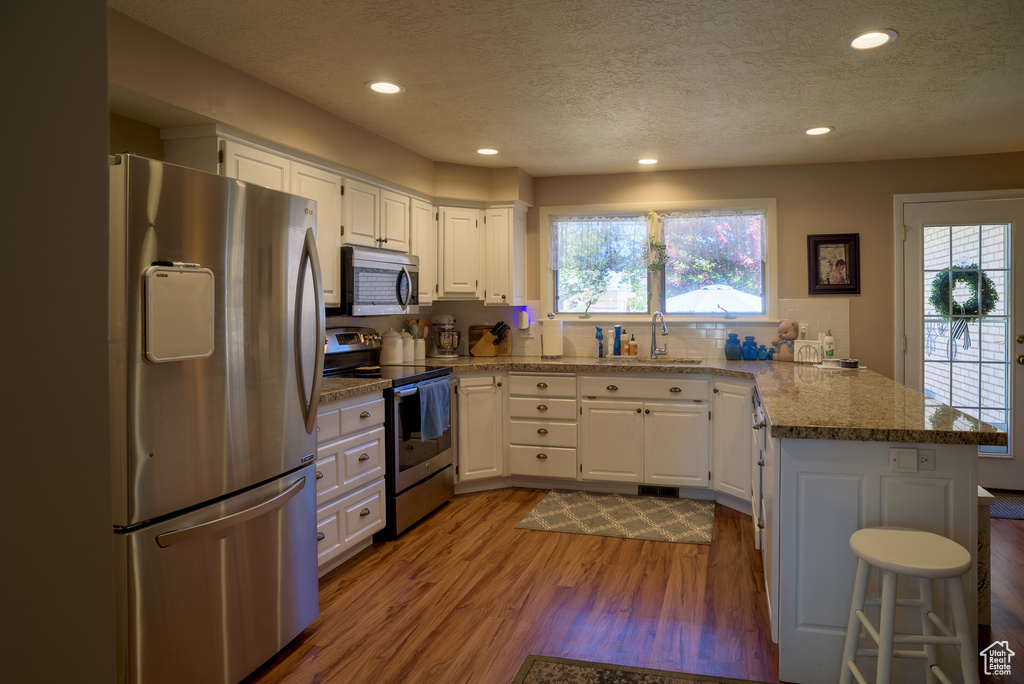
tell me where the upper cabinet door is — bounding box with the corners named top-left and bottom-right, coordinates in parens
top-left (484, 207), bottom-right (511, 305)
top-left (379, 190), bottom-right (411, 253)
top-left (221, 140), bottom-right (289, 191)
top-left (290, 162), bottom-right (344, 308)
top-left (410, 199), bottom-right (436, 305)
top-left (438, 207), bottom-right (482, 299)
top-left (342, 178), bottom-right (379, 248)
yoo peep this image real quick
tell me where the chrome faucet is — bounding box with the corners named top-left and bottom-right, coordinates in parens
top-left (651, 311), bottom-right (669, 358)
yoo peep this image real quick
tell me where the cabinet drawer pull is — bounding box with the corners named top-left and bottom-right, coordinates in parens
top-left (607, 384), bottom-right (618, 391)
top-left (537, 404), bottom-right (548, 411)
top-left (359, 508), bottom-right (371, 517)
top-left (317, 532), bottom-right (325, 542)
top-left (537, 428), bottom-right (549, 434)
top-left (359, 411), bottom-right (371, 419)
top-left (358, 453), bottom-right (370, 462)
top-left (757, 458), bottom-right (765, 467)
top-left (536, 453), bottom-right (548, 459)
top-left (315, 470), bottom-right (323, 480)
top-left (669, 387), bottom-right (681, 393)
top-left (537, 382), bottom-right (548, 388)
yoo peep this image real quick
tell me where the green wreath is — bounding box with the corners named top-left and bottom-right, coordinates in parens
top-left (928, 264), bottom-right (998, 323)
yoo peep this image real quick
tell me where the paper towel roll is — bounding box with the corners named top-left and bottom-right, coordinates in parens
top-left (541, 319), bottom-right (563, 358)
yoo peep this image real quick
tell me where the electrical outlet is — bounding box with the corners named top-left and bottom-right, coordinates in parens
top-left (800, 324), bottom-right (808, 340)
top-left (890, 447), bottom-right (918, 473)
top-left (918, 449), bottom-right (935, 470)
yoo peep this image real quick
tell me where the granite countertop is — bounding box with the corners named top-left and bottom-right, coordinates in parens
top-left (319, 376), bottom-right (391, 404)
top-left (418, 355), bottom-right (1008, 446)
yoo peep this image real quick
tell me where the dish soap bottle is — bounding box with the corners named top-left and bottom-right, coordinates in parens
top-left (824, 330), bottom-right (835, 358)
top-left (628, 334), bottom-right (637, 356)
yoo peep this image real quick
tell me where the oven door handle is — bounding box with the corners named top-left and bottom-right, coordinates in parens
top-left (395, 386), bottom-right (419, 398)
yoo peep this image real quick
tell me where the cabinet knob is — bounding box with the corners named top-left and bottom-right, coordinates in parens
top-left (497, 381), bottom-right (502, 387)
top-left (753, 420), bottom-right (766, 430)
top-left (359, 508), bottom-right (371, 517)
top-left (607, 385), bottom-right (619, 391)
top-left (713, 387), bottom-right (720, 393)
top-left (315, 470), bottom-right (323, 480)
top-left (1017, 334), bottom-right (1024, 344)
top-left (501, 294), bottom-right (506, 300)
top-left (317, 532), bottom-right (325, 542)
top-left (757, 458), bottom-right (765, 467)
top-left (669, 387), bottom-right (681, 393)
top-left (360, 411), bottom-right (371, 419)
top-left (757, 519), bottom-right (765, 530)
top-left (536, 453), bottom-right (548, 459)
top-left (358, 453), bottom-right (370, 462)
top-left (537, 382), bottom-right (548, 388)
top-left (645, 409), bottom-right (650, 414)
top-left (1017, 355), bottom-right (1024, 366)
top-left (636, 407), bottom-right (642, 413)
top-left (537, 404), bottom-right (548, 411)
top-left (537, 428), bottom-right (549, 434)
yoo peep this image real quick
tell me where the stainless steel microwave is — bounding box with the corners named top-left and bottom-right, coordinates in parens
top-left (336, 245), bottom-right (419, 316)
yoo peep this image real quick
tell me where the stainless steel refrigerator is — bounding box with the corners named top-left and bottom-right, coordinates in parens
top-left (108, 154), bottom-right (325, 684)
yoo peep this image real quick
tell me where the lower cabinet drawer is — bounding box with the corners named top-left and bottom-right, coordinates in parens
top-left (508, 445), bottom-right (577, 479)
top-left (508, 420), bottom-right (577, 448)
top-left (579, 375), bottom-right (708, 401)
top-left (315, 426), bottom-right (385, 507)
top-left (315, 478), bottom-right (385, 568)
top-left (509, 397), bottom-right (577, 420)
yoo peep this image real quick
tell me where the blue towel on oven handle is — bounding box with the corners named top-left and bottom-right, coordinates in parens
top-left (418, 378), bottom-right (450, 442)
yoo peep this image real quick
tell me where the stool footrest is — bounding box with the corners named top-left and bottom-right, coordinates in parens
top-left (845, 660), bottom-right (868, 684)
top-left (931, 664), bottom-right (955, 684)
top-left (926, 610), bottom-right (956, 638)
top-left (857, 647), bottom-right (929, 659)
top-left (864, 597), bottom-right (925, 608)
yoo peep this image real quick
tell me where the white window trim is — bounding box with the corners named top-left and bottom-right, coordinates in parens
top-left (540, 198), bottom-right (778, 322)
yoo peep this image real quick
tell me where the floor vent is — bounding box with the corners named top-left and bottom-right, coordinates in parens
top-left (638, 485), bottom-right (679, 498)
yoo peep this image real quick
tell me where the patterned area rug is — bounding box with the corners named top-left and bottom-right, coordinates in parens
top-left (989, 489), bottom-right (1024, 519)
top-left (515, 490), bottom-right (714, 544)
top-left (510, 655), bottom-right (770, 683)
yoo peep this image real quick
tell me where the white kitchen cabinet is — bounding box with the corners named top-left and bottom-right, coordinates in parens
top-left (580, 400), bottom-right (645, 482)
top-left (290, 161), bottom-right (344, 308)
top-left (315, 392), bottom-right (387, 576)
top-left (483, 202), bottom-right (527, 306)
top-left (711, 379), bottom-right (752, 501)
top-left (341, 177), bottom-right (379, 248)
top-left (380, 189), bottom-right (411, 253)
top-left (644, 402), bottom-right (710, 487)
top-left (457, 374), bottom-right (504, 481)
top-left (508, 373), bottom-right (578, 479)
top-left (437, 206), bottom-right (482, 299)
top-left (221, 139), bottom-right (290, 191)
top-left (410, 198), bottom-right (436, 305)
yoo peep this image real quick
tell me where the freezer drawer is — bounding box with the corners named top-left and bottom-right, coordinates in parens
top-left (116, 464), bottom-right (319, 684)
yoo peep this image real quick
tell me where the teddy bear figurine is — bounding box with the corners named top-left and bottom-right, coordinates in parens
top-left (771, 320), bottom-right (799, 362)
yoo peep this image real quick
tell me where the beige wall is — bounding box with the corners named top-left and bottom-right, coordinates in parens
top-left (532, 152), bottom-right (1024, 378)
top-left (110, 111), bottom-right (163, 158)
top-left (4, 1), bottom-right (116, 682)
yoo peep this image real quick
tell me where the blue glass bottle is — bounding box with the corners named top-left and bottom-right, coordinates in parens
top-left (757, 344), bottom-right (768, 360)
top-left (724, 333), bottom-right (742, 360)
top-left (741, 336), bottom-right (758, 360)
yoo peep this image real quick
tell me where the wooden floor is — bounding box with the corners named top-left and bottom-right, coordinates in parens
top-left (244, 488), bottom-right (1024, 684)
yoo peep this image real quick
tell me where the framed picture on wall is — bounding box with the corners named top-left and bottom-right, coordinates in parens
top-left (807, 233), bottom-right (860, 294)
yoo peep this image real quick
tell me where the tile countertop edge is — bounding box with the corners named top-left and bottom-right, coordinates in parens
top-left (411, 356), bottom-right (1007, 447)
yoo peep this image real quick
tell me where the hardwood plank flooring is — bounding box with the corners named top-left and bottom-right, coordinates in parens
top-left (244, 488), bottom-right (777, 684)
top-left (243, 489), bottom-right (1024, 684)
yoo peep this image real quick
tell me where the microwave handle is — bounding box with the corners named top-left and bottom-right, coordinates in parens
top-left (398, 266), bottom-right (412, 307)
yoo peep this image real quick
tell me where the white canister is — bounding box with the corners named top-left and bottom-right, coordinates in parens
top-left (414, 338), bottom-right (426, 361)
top-left (400, 331), bottom-right (415, 363)
top-left (380, 329), bottom-right (403, 365)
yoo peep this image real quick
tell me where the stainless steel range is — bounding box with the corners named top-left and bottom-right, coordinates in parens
top-left (324, 327), bottom-right (456, 539)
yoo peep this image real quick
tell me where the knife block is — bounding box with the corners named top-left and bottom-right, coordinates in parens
top-left (468, 325), bottom-right (512, 356)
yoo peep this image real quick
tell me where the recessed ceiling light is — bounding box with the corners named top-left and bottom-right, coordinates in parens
top-left (805, 127), bottom-right (833, 136)
top-left (850, 29), bottom-right (897, 50)
top-left (638, 159), bottom-right (658, 165)
top-left (477, 148), bottom-right (499, 155)
top-left (366, 81), bottom-right (405, 94)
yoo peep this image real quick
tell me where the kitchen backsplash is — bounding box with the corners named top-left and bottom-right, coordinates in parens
top-left (396, 298), bottom-right (853, 361)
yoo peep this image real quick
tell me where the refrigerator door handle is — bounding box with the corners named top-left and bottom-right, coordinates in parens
top-left (155, 476), bottom-right (307, 548)
top-left (297, 227), bottom-right (325, 434)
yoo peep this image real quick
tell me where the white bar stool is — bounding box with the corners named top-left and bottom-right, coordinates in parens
top-left (839, 527), bottom-right (979, 684)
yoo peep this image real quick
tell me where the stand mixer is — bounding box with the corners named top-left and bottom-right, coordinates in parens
top-left (428, 314), bottom-right (460, 358)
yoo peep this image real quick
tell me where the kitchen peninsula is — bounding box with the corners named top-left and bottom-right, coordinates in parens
top-left (319, 358), bottom-right (1004, 684)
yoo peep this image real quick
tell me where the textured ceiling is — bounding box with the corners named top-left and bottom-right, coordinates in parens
top-left (108, 0), bottom-right (1024, 177)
